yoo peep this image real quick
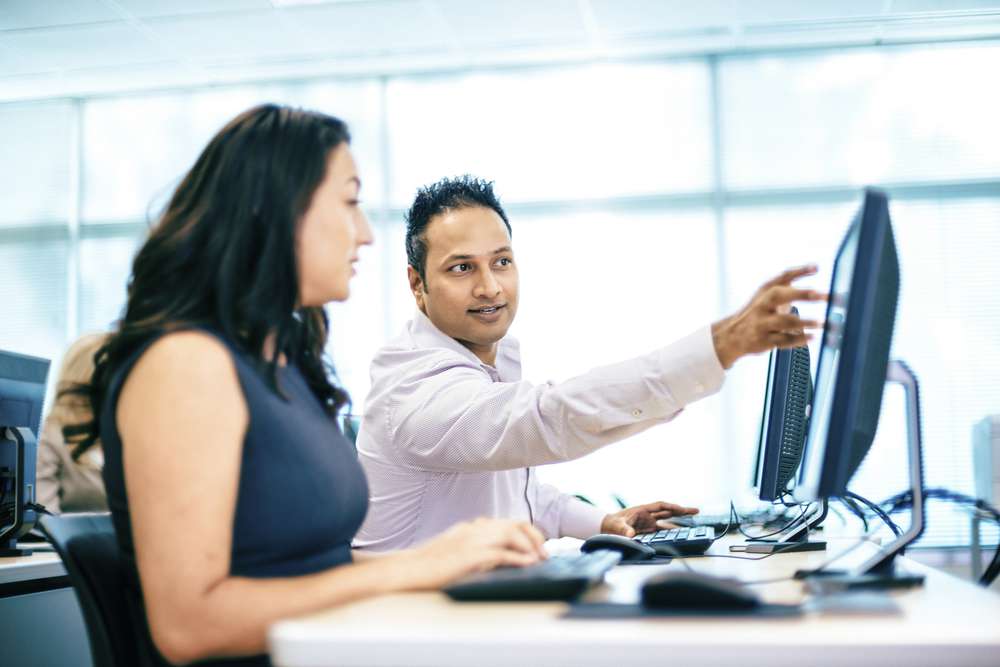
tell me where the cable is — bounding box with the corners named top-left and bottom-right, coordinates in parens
top-left (983, 543), bottom-right (1000, 587)
top-left (882, 487), bottom-right (1000, 522)
top-left (638, 505), bottom-right (740, 574)
top-left (776, 491), bottom-right (803, 508)
top-left (735, 500), bottom-right (811, 542)
top-left (879, 487), bottom-right (1000, 587)
top-left (522, 468), bottom-right (533, 527)
top-left (25, 502), bottom-right (52, 516)
top-left (839, 495), bottom-right (869, 531)
top-left (710, 504), bottom-right (737, 541)
top-left (845, 490), bottom-right (901, 537)
top-left (652, 504), bottom-right (817, 584)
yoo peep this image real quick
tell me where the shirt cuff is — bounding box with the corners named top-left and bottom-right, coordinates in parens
top-left (653, 325), bottom-right (726, 407)
top-left (559, 496), bottom-right (607, 539)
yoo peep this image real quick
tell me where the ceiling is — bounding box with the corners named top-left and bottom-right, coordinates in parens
top-left (2, 0), bottom-right (1000, 102)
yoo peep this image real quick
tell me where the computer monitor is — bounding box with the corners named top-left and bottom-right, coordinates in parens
top-left (791, 189), bottom-right (926, 587)
top-left (0, 349), bottom-right (50, 556)
top-left (794, 188), bottom-right (899, 504)
top-left (741, 340), bottom-right (826, 554)
top-left (752, 343), bottom-right (812, 502)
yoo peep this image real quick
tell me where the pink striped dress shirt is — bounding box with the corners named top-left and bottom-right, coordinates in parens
top-left (352, 310), bottom-right (726, 551)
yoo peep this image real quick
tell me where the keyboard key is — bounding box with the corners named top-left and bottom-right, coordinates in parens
top-left (646, 526), bottom-right (716, 557)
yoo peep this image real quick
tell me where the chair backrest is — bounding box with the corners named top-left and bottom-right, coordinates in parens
top-left (342, 414), bottom-right (361, 451)
top-left (39, 513), bottom-right (161, 667)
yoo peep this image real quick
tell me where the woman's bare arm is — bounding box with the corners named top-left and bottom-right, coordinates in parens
top-left (119, 331), bottom-right (544, 664)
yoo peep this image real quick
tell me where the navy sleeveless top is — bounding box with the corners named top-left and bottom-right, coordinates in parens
top-left (101, 330), bottom-right (369, 666)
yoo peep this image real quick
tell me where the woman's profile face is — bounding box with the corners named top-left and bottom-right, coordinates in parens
top-left (297, 143), bottom-right (373, 306)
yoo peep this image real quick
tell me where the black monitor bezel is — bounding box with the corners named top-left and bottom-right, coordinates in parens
top-left (794, 188), bottom-right (897, 502)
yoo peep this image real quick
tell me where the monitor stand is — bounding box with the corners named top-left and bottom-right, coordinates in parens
top-left (801, 360), bottom-right (927, 592)
top-left (735, 499), bottom-right (828, 554)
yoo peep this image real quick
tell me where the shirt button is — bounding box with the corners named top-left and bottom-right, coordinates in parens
top-left (631, 408), bottom-right (643, 418)
top-left (694, 383), bottom-right (705, 394)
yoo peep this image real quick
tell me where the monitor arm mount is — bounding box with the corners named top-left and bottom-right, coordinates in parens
top-left (805, 359), bottom-right (927, 590)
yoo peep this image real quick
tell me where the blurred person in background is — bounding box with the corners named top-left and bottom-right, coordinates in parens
top-left (37, 332), bottom-right (110, 513)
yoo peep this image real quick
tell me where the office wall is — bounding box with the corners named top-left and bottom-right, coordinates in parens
top-left (2, 40), bottom-right (998, 549)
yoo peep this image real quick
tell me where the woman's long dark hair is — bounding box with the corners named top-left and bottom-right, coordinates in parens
top-left (65, 104), bottom-right (351, 456)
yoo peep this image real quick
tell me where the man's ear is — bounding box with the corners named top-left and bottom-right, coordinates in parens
top-left (407, 265), bottom-right (427, 312)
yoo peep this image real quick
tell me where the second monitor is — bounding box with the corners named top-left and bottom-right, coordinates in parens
top-left (753, 340), bottom-right (812, 503)
top-left (740, 341), bottom-right (827, 554)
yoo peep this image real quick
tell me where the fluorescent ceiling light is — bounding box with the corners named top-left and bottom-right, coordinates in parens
top-left (270, 0), bottom-right (362, 7)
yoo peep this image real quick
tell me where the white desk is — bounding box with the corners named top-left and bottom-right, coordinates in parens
top-left (269, 536), bottom-right (1000, 667)
top-left (0, 549), bottom-right (65, 585)
top-left (0, 550), bottom-right (93, 666)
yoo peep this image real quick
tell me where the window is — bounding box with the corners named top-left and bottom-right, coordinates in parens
top-left (3, 40), bottom-right (997, 549)
top-left (82, 81), bottom-right (384, 224)
top-left (386, 62), bottom-right (712, 206)
top-left (0, 99), bottom-right (75, 395)
top-left (721, 43), bottom-right (1000, 188)
top-left (0, 238), bottom-right (70, 365)
top-left (78, 234), bottom-right (144, 334)
top-left (0, 101), bottom-right (74, 226)
top-left (518, 208), bottom-right (725, 506)
top-left (325, 221), bottom-right (388, 408)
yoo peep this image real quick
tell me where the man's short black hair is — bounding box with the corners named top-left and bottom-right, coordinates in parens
top-left (405, 175), bottom-right (511, 285)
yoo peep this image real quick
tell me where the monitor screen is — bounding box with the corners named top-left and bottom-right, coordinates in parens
top-left (0, 350), bottom-right (49, 433)
top-left (796, 227), bottom-right (857, 497)
top-left (794, 189), bottom-right (899, 502)
top-left (750, 351), bottom-right (777, 490)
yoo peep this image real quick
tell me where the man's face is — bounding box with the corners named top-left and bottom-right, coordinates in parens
top-left (409, 205), bottom-right (518, 363)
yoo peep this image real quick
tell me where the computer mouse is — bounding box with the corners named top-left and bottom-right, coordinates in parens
top-left (641, 570), bottom-right (761, 610)
top-left (580, 533), bottom-right (656, 561)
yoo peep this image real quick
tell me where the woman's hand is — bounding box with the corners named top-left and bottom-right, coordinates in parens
top-left (397, 518), bottom-right (547, 590)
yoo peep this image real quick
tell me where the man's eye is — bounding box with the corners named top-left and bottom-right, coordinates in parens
top-left (450, 263), bottom-right (471, 273)
top-left (496, 257), bottom-right (512, 267)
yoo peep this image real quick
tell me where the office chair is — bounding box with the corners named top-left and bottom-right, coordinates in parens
top-left (39, 513), bottom-right (161, 667)
top-left (342, 414), bottom-right (361, 451)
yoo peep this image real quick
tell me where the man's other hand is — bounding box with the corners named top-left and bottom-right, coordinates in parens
top-left (711, 264), bottom-right (826, 370)
top-left (600, 501), bottom-right (699, 538)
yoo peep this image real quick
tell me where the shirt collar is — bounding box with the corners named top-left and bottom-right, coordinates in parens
top-left (409, 309), bottom-right (521, 381)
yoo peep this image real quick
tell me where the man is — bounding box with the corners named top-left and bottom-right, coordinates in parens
top-left (353, 176), bottom-right (822, 551)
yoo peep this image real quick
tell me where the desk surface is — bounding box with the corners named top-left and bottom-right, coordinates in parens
top-left (0, 551), bottom-right (65, 586)
top-left (269, 535), bottom-right (1000, 667)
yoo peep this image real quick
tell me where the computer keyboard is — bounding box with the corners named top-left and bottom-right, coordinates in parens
top-left (635, 526), bottom-right (715, 556)
top-left (671, 508), bottom-right (784, 532)
top-left (443, 550), bottom-right (622, 601)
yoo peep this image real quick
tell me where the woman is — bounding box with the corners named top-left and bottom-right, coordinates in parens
top-left (69, 105), bottom-right (545, 666)
top-left (37, 333), bottom-right (109, 513)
